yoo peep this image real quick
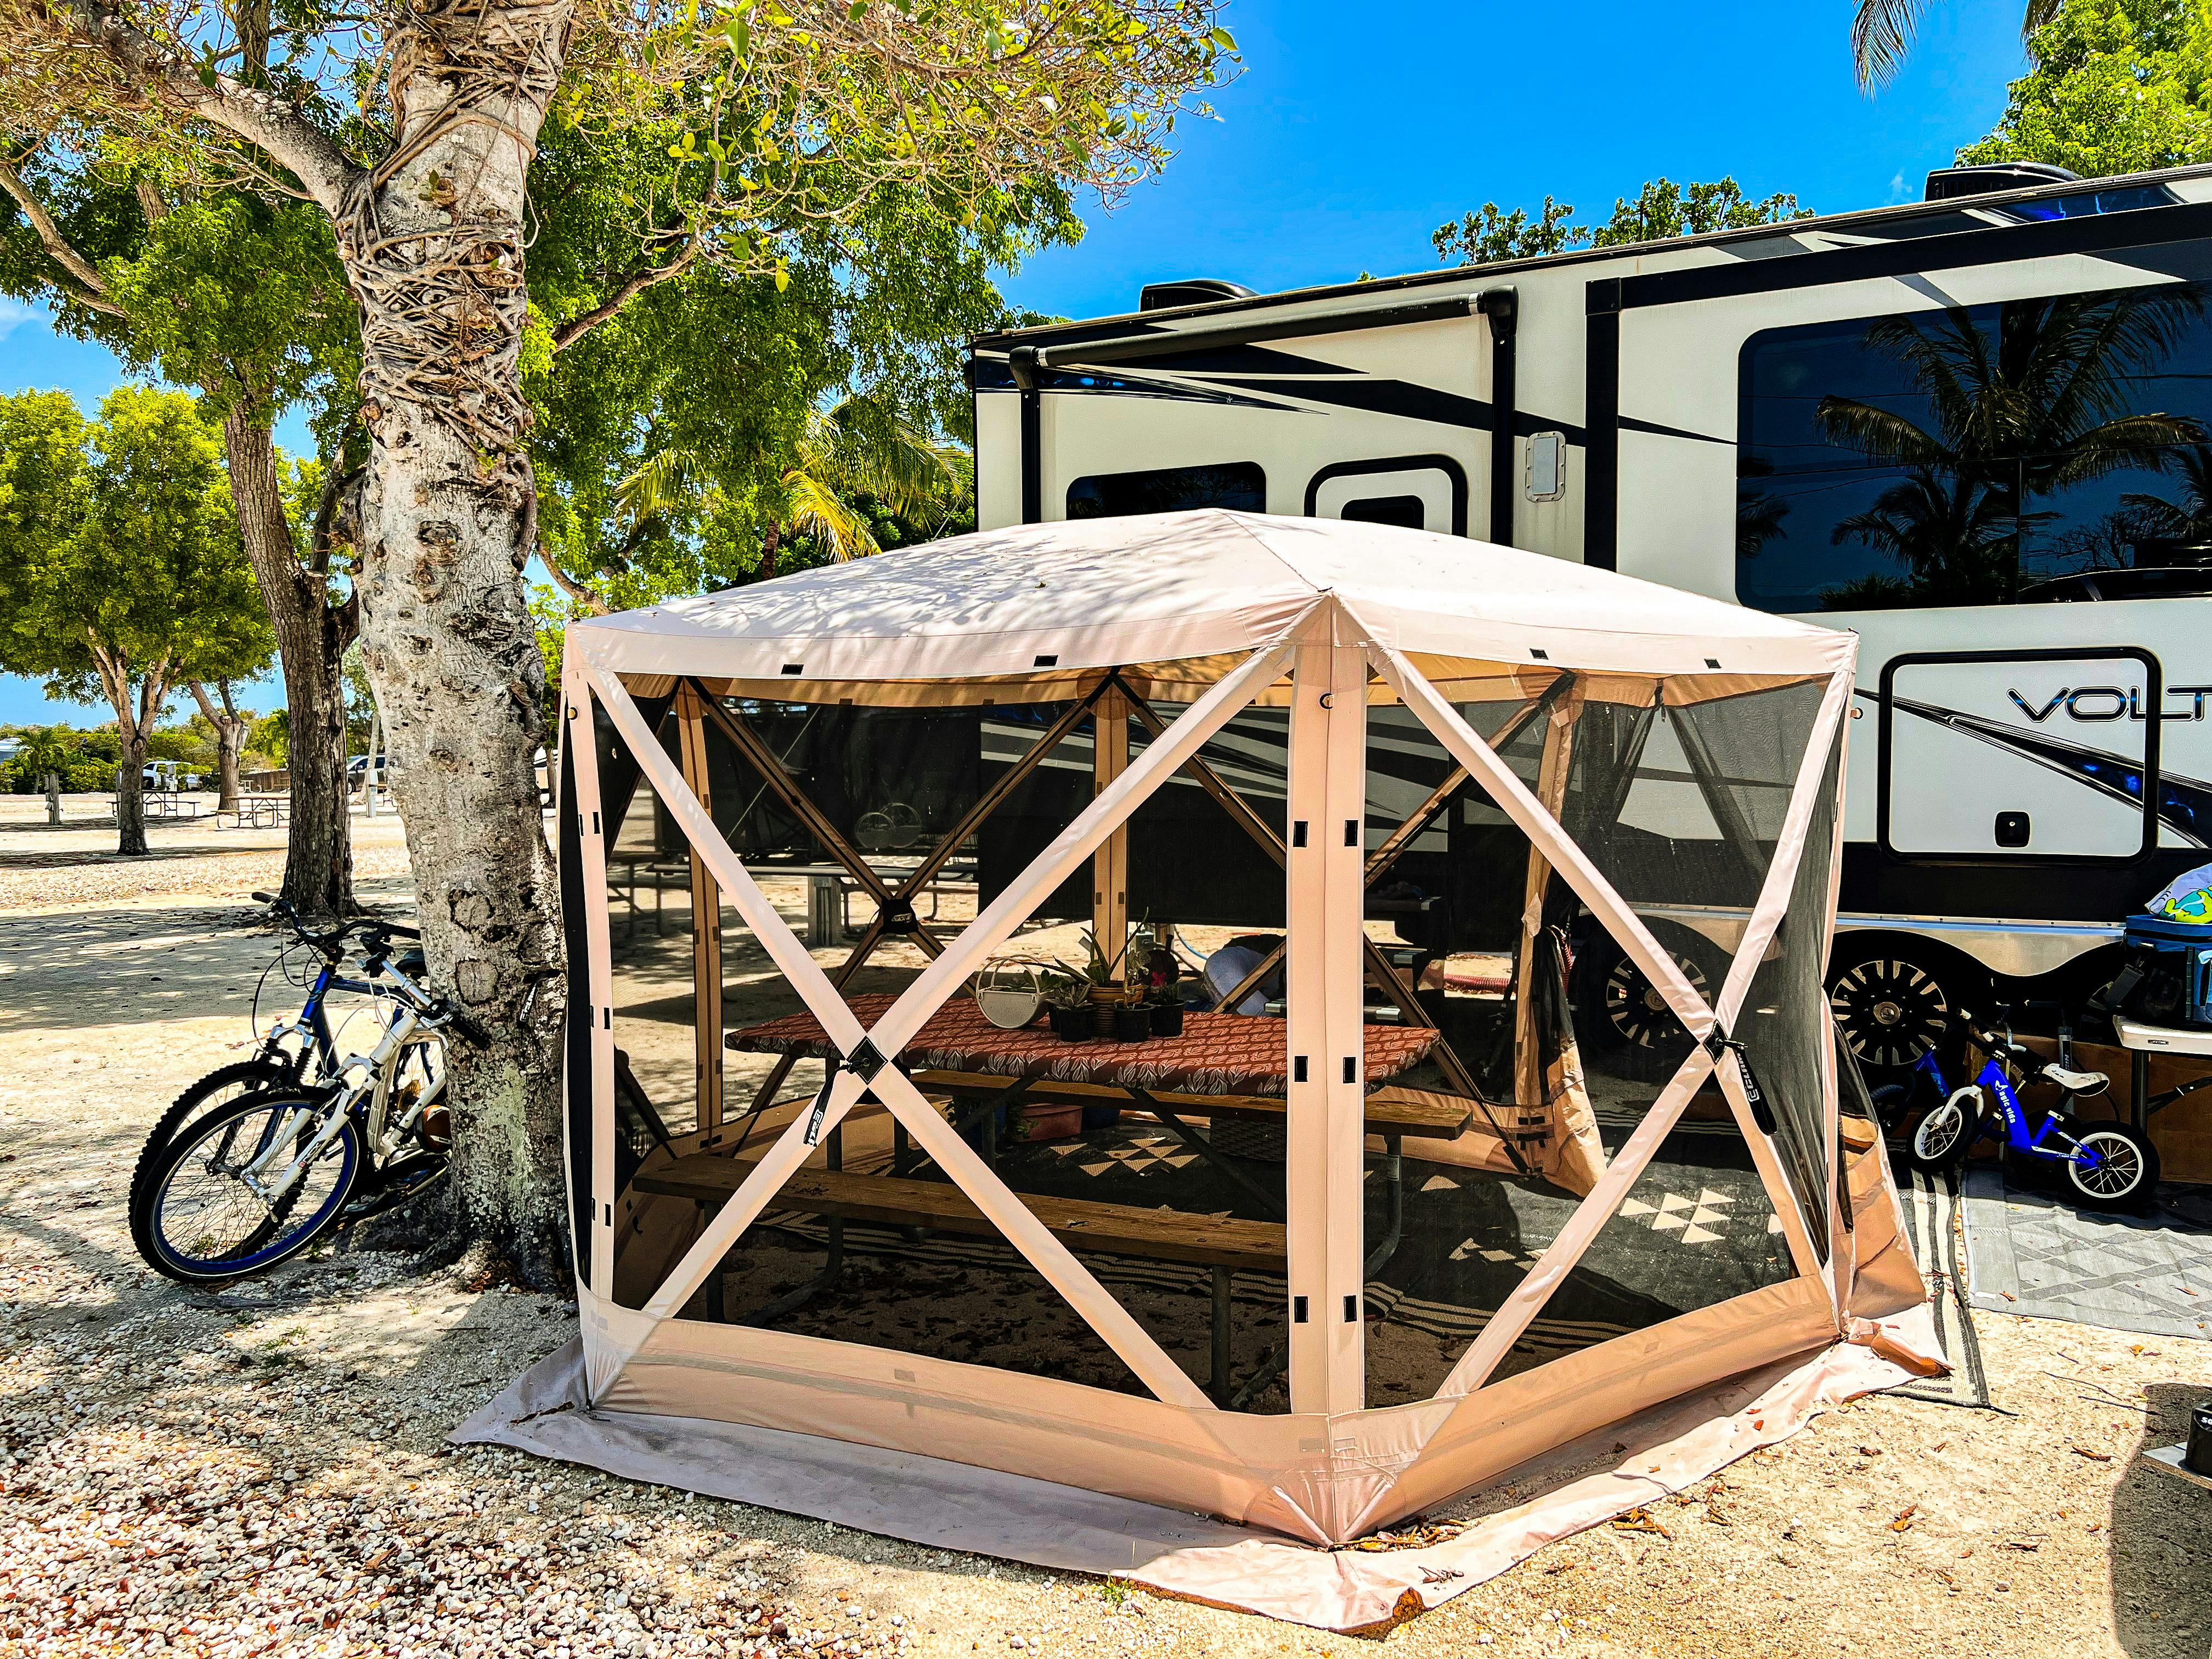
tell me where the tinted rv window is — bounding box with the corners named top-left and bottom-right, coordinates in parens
top-left (1339, 494), bottom-right (1426, 529)
top-left (1736, 281), bottom-right (2212, 612)
top-left (1065, 461), bottom-right (1265, 519)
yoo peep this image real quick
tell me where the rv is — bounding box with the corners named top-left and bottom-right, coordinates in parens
top-left (967, 161), bottom-right (2212, 1071)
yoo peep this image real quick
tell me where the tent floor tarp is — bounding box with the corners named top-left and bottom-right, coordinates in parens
top-left (454, 1311), bottom-right (1941, 1634)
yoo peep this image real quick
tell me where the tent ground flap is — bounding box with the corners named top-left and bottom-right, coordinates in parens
top-left (457, 1312), bottom-right (1938, 1634)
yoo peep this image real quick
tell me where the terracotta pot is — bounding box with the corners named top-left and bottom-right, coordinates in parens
top-left (1049, 1005), bottom-right (1092, 1042)
top-left (1113, 1005), bottom-right (1154, 1043)
top-left (1013, 1104), bottom-right (1085, 1143)
top-left (1150, 1002), bottom-right (1185, 1038)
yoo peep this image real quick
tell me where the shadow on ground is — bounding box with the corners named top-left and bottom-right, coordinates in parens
top-left (0, 887), bottom-right (414, 1036)
top-left (2114, 1383), bottom-right (2212, 1656)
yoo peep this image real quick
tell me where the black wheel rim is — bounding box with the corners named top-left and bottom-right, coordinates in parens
top-left (1830, 958), bottom-right (1952, 1070)
top-left (1600, 949), bottom-right (1709, 1051)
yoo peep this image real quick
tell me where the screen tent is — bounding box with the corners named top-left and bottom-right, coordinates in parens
top-left (494, 510), bottom-right (1934, 1605)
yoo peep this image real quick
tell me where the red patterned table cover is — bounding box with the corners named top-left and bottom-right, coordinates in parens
top-left (725, 992), bottom-right (1438, 1098)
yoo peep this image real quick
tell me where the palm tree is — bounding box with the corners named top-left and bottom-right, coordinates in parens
top-left (1822, 465), bottom-right (2036, 608)
top-left (614, 393), bottom-right (972, 578)
top-left (2119, 442), bottom-right (2212, 550)
top-left (1814, 286), bottom-right (2207, 600)
top-left (1853, 0), bottom-right (2057, 90)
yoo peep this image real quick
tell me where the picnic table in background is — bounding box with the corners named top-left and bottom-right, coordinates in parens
top-left (724, 991), bottom-right (1469, 1273)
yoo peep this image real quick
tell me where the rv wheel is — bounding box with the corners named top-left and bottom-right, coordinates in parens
top-left (1573, 921), bottom-right (1724, 1065)
top-left (1828, 950), bottom-right (1963, 1072)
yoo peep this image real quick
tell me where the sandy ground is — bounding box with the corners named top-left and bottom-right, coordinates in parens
top-left (4, 796), bottom-right (2212, 1657)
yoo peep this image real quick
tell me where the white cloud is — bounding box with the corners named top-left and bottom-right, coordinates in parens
top-left (0, 296), bottom-right (48, 343)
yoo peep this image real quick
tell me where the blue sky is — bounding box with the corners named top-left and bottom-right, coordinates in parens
top-left (2, 0), bottom-right (2030, 726)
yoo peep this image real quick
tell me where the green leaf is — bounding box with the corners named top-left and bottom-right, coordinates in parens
top-left (1209, 26), bottom-right (1238, 49)
top-left (772, 264), bottom-right (791, 292)
top-left (724, 17), bottom-right (750, 57)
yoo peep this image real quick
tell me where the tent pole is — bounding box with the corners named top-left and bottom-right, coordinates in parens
top-left (1283, 630), bottom-right (1369, 1415)
top-left (560, 666), bottom-right (619, 1301)
top-left (1092, 682), bottom-right (1130, 973)
top-left (675, 684), bottom-right (726, 1127)
top-left (1510, 684), bottom-right (1605, 1190)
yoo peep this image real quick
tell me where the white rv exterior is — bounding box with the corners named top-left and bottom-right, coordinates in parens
top-left (968, 164), bottom-right (2212, 1067)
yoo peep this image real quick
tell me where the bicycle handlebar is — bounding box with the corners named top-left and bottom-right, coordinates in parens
top-left (253, 892), bottom-right (420, 957)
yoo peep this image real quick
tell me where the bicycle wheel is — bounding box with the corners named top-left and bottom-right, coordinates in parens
top-left (133, 1092), bottom-right (361, 1283)
top-left (2066, 1124), bottom-right (2160, 1209)
top-left (1906, 1093), bottom-right (1979, 1172)
top-left (128, 1059), bottom-right (297, 1217)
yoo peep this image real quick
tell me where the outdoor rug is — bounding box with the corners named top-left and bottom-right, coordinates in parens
top-left (1893, 1168), bottom-right (1990, 1408)
top-left (1960, 1164), bottom-right (2212, 1341)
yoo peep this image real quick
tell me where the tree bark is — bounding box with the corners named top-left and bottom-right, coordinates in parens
top-left (341, 0), bottom-right (573, 1283)
top-left (92, 643), bottom-right (166, 857)
top-left (221, 407), bottom-right (357, 915)
top-left (187, 679), bottom-right (248, 811)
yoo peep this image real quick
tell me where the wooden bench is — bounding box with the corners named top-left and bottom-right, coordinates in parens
top-left (635, 1151), bottom-right (1285, 1406)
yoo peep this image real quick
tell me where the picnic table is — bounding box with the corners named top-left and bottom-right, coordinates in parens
top-left (635, 994), bottom-right (1471, 1404)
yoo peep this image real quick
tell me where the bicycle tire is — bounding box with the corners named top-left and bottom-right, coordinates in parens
top-left (132, 1091), bottom-right (362, 1284)
top-left (1906, 1093), bottom-right (1980, 1172)
top-left (2065, 1124), bottom-right (2160, 1210)
top-left (128, 1059), bottom-right (297, 1217)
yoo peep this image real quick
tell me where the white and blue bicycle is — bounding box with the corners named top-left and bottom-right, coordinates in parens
top-left (128, 896), bottom-right (482, 1283)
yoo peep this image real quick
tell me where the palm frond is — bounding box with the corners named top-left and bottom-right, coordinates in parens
top-left (1853, 0), bottom-right (1929, 89)
top-left (613, 447), bottom-right (707, 529)
top-left (780, 467), bottom-right (882, 562)
top-left (1814, 398), bottom-right (1947, 465)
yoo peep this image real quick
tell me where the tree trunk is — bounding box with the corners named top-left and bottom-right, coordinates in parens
top-left (114, 735), bottom-right (148, 855)
top-left (221, 407), bottom-right (357, 916)
top-left (187, 680), bottom-right (248, 811)
top-left (91, 644), bottom-right (161, 856)
top-left (341, 0), bottom-right (572, 1284)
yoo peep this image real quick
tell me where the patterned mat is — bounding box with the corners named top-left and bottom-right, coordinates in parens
top-left (1961, 1165), bottom-right (2212, 1342)
top-left (1894, 1168), bottom-right (1990, 1408)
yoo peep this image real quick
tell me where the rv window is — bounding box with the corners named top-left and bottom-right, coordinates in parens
top-left (1338, 494), bottom-right (1425, 529)
top-left (1736, 279), bottom-right (2212, 613)
top-left (1065, 461), bottom-right (1266, 520)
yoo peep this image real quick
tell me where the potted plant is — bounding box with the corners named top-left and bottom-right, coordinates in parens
top-left (1113, 994), bottom-right (1155, 1043)
top-left (1080, 926), bottom-right (1137, 1036)
top-left (1041, 972), bottom-right (1092, 1043)
top-left (1150, 976), bottom-right (1186, 1038)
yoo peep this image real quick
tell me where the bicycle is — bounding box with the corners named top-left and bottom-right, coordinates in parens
top-left (1875, 1007), bottom-right (2162, 1208)
top-left (125, 894), bottom-right (439, 1222)
top-left (129, 918), bottom-right (484, 1283)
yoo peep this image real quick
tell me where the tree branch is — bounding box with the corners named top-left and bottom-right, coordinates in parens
top-left (543, 556), bottom-right (611, 617)
top-left (551, 241), bottom-right (701, 353)
top-left (0, 159), bottom-right (127, 317)
top-left (68, 1), bottom-right (361, 215)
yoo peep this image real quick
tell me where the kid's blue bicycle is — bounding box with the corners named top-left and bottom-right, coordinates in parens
top-left (1874, 1010), bottom-right (2160, 1208)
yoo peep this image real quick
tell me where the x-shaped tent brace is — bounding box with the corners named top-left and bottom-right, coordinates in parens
top-left (693, 676), bottom-right (1120, 1125)
top-left (577, 634), bottom-right (1850, 1414)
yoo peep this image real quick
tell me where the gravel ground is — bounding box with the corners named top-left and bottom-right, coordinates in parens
top-left (3, 810), bottom-right (2210, 1656)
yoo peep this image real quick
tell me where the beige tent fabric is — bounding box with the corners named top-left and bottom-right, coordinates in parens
top-left (535, 513), bottom-right (1924, 1585)
top-left (456, 1314), bottom-right (1938, 1633)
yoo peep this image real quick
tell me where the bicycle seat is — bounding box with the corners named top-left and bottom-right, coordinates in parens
top-left (394, 947), bottom-right (429, 981)
top-left (2041, 1062), bottom-right (2108, 1093)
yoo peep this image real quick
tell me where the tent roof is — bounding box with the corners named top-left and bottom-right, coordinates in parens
top-left (569, 510), bottom-right (1853, 696)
